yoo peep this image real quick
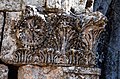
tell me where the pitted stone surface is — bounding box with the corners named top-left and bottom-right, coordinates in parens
top-left (0, 13), bottom-right (4, 41)
top-left (18, 65), bottom-right (101, 79)
top-left (0, 12), bottom-right (21, 63)
top-left (63, 67), bottom-right (101, 79)
top-left (46, 0), bottom-right (94, 14)
top-left (23, 0), bottom-right (45, 7)
top-left (0, 1), bottom-right (107, 79)
top-left (0, 64), bottom-right (8, 79)
top-left (0, 0), bottom-right (22, 11)
top-left (0, 4), bottom-right (107, 67)
top-left (18, 65), bottom-right (63, 79)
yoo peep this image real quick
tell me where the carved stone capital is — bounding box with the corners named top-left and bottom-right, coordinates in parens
top-left (0, 5), bottom-right (107, 67)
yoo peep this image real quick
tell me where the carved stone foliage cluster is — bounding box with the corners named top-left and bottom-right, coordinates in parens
top-left (0, 6), bottom-right (107, 67)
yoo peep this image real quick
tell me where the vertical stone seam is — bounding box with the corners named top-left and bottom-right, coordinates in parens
top-left (20, 0), bottom-right (24, 18)
top-left (0, 12), bottom-right (6, 55)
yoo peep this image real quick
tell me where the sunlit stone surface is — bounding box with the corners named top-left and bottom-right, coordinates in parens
top-left (46, 0), bottom-right (94, 14)
top-left (0, 0), bottom-right (21, 11)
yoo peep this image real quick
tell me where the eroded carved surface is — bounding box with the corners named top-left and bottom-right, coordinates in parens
top-left (0, 5), bottom-right (107, 67)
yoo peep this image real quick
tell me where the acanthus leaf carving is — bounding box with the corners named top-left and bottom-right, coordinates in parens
top-left (0, 5), bottom-right (107, 67)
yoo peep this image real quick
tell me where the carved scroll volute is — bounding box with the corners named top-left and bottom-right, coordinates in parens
top-left (82, 11), bottom-right (107, 51)
top-left (80, 11), bottom-right (107, 66)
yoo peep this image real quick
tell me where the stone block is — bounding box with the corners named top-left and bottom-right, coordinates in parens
top-left (46, 0), bottom-right (94, 14)
top-left (63, 67), bottom-right (101, 79)
top-left (0, 12), bottom-right (21, 64)
top-left (0, 64), bottom-right (8, 79)
top-left (18, 65), bottom-right (64, 79)
top-left (0, 0), bottom-right (22, 11)
top-left (23, 0), bottom-right (45, 7)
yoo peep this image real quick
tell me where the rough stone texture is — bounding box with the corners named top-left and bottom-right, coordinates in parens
top-left (46, 0), bottom-right (94, 14)
top-left (23, 0), bottom-right (94, 14)
top-left (23, 0), bottom-right (45, 7)
top-left (63, 67), bottom-right (101, 79)
top-left (18, 65), bottom-right (63, 79)
top-left (0, 64), bottom-right (8, 79)
top-left (0, 0), bottom-right (108, 79)
top-left (0, 0), bottom-right (22, 11)
top-left (18, 65), bottom-right (101, 79)
top-left (0, 7), bottom-right (107, 67)
top-left (0, 13), bottom-right (4, 41)
top-left (0, 12), bottom-right (21, 64)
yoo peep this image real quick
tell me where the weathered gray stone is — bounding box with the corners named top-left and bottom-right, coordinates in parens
top-left (0, 7), bottom-right (107, 67)
top-left (23, 0), bottom-right (45, 7)
top-left (23, 0), bottom-right (94, 14)
top-left (46, 0), bottom-right (94, 14)
top-left (18, 65), bottom-right (101, 79)
top-left (18, 65), bottom-right (63, 79)
top-left (63, 67), bottom-right (101, 79)
top-left (0, 13), bottom-right (4, 41)
top-left (0, 64), bottom-right (8, 79)
top-left (0, 0), bottom-right (22, 11)
top-left (0, 1), bottom-right (108, 79)
top-left (0, 12), bottom-right (21, 63)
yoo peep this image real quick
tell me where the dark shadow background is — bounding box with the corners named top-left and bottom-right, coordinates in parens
top-left (0, 60), bottom-right (18, 79)
top-left (94, 0), bottom-right (120, 79)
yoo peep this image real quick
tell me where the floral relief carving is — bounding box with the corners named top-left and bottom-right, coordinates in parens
top-left (0, 5), bottom-right (107, 67)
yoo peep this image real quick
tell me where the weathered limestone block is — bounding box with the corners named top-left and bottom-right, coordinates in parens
top-left (0, 64), bottom-right (8, 79)
top-left (0, 12), bottom-right (21, 63)
top-left (18, 65), bottom-right (100, 79)
top-left (63, 67), bottom-right (101, 79)
top-left (46, 0), bottom-right (94, 14)
top-left (18, 65), bottom-right (63, 79)
top-left (0, 0), bottom-right (22, 11)
top-left (22, 0), bottom-right (94, 14)
top-left (23, 0), bottom-right (45, 7)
